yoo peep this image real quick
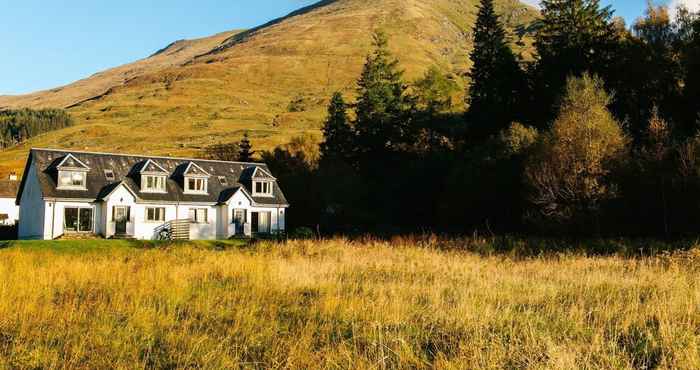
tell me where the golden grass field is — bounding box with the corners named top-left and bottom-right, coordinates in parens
top-left (0, 0), bottom-right (538, 177)
top-left (0, 238), bottom-right (698, 369)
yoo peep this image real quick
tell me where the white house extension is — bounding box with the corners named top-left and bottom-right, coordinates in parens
top-left (0, 174), bottom-right (20, 225)
top-left (16, 148), bottom-right (289, 240)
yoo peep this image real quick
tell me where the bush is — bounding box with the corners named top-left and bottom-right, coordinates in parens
top-left (290, 227), bottom-right (315, 240)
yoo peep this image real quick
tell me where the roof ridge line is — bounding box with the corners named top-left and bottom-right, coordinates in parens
top-left (31, 147), bottom-right (265, 166)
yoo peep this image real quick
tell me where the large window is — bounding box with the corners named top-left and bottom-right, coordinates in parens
top-left (146, 207), bottom-right (166, 222)
top-left (253, 181), bottom-right (273, 196)
top-left (58, 170), bottom-right (87, 189)
top-left (189, 208), bottom-right (208, 224)
top-left (185, 177), bottom-right (207, 194)
top-left (64, 207), bottom-right (93, 232)
top-left (142, 175), bottom-right (166, 193)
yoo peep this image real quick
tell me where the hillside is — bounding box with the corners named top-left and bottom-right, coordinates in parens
top-left (0, 0), bottom-right (538, 176)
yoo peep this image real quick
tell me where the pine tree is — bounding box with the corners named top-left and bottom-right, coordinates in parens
top-left (354, 31), bottom-right (410, 155)
top-left (532, 0), bottom-right (619, 125)
top-left (238, 132), bottom-right (253, 162)
top-left (466, 0), bottom-right (525, 140)
top-left (320, 92), bottom-right (354, 162)
top-left (682, 17), bottom-right (700, 129)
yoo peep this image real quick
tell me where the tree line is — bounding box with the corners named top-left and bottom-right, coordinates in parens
top-left (0, 108), bottom-right (73, 149)
top-left (217, 0), bottom-right (700, 237)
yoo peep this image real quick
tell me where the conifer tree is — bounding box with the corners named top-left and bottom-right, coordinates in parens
top-left (320, 92), bottom-right (354, 162)
top-left (238, 132), bottom-right (253, 162)
top-left (532, 0), bottom-right (618, 124)
top-left (682, 17), bottom-right (700, 128)
top-left (466, 0), bottom-right (525, 140)
top-left (354, 31), bottom-right (410, 155)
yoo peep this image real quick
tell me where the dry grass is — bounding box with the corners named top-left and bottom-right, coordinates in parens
top-left (0, 238), bottom-right (698, 369)
top-left (0, 0), bottom-right (538, 177)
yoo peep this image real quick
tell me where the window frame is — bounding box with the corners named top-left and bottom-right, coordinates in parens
top-left (57, 170), bottom-right (88, 190)
top-left (184, 176), bottom-right (208, 194)
top-left (64, 206), bottom-right (93, 233)
top-left (188, 208), bottom-right (208, 224)
top-left (252, 180), bottom-right (274, 197)
top-left (232, 208), bottom-right (247, 225)
top-left (145, 207), bottom-right (166, 222)
top-left (141, 175), bottom-right (167, 193)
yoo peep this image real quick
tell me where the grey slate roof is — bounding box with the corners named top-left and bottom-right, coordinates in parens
top-left (17, 148), bottom-right (289, 206)
top-left (0, 180), bottom-right (19, 198)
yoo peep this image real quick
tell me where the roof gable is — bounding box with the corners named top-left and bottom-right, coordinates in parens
top-left (98, 181), bottom-right (139, 201)
top-left (252, 167), bottom-right (276, 180)
top-left (183, 161), bottom-right (210, 177)
top-left (56, 154), bottom-right (89, 171)
top-left (138, 159), bottom-right (168, 174)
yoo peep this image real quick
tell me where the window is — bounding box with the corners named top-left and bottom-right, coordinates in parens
top-left (58, 170), bottom-right (87, 189)
top-left (232, 209), bottom-right (246, 225)
top-left (185, 177), bottom-right (207, 193)
top-left (218, 176), bottom-right (228, 186)
top-left (104, 169), bottom-right (115, 181)
top-left (253, 181), bottom-right (273, 196)
top-left (146, 207), bottom-right (166, 222)
top-left (64, 207), bottom-right (93, 232)
top-left (142, 175), bottom-right (166, 192)
top-left (189, 208), bottom-right (208, 223)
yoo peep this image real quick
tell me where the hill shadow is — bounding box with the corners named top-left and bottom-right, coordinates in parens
top-left (201, 0), bottom-right (339, 56)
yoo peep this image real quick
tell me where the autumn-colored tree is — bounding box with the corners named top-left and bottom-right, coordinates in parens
top-left (526, 74), bottom-right (627, 233)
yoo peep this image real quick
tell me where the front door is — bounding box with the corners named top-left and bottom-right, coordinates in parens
top-left (114, 206), bottom-right (129, 235)
top-left (251, 212), bottom-right (259, 233)
top-left (251, 211), bottom-right (271, 234)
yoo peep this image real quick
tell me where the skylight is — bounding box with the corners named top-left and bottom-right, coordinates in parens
top-left (104, 169), bottom-right (115, 181)
top-left (218, 176), bottom-right (228, 186)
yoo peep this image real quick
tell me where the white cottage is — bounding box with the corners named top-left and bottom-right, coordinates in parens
top-left (16, 148), bottom-right (289, 240)
top-left (0, 174), bottom-right (20, 225)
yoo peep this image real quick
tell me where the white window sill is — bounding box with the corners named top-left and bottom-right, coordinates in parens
top-left (184, 191), bottom-right (208, 195)
top-left (57, 186), bottom-right (87, 191)
top-left (252, 193), bottom-right (274, 198)
top-left (141, 190), bottom-right (167, 194)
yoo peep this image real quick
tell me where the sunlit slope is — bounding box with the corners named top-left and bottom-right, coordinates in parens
top-left (0, 0), bottom-right (537, 176)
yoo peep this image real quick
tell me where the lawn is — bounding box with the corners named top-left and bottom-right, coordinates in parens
top-left (0, 238), bottom-right (698, 369)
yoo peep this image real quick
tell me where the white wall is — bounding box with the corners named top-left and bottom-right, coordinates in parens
top-left (176, 204), bottom-right (218, 240)
top-left (19, 175), bottom-right (287, 240)
top-left (102, 185), bottom-right (220, 240)
top-left (18, 162), bottom-right (46, 240)
top-left (0, 197), bottom-right (19, 225)
top-left (224, 190), bottom-right (286, 238)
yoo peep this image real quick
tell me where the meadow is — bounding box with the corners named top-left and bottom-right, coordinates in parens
top-left (0, 237), bottom-right (698, 369)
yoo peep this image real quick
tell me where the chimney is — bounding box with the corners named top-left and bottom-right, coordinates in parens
top-left (8, 172), bottom-right (17, 181)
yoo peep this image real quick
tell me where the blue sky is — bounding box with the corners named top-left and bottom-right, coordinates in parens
top-left (0, 0), bottom-right (694, 95)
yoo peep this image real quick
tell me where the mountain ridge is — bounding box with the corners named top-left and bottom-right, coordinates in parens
top-left (0, 0), bottom-right (538, 176)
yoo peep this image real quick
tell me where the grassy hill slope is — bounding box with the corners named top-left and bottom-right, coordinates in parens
top-left (0, 0), bottom-right (537, 176)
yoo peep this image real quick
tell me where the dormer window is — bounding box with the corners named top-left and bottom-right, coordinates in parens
top-left (142, 175), bottom-right (166, 193)
top-left (182, 161), bottom-right (210, 195)
top-left (56, 154), bottom-right (89, 191)
top-left (58, 170), bottom-right (87, 189)
top-left (137, 159), bottom-right (168, 193)
top-left (253, 180), bottom-right (273, 197)
top-left (250, 167), bottom-right (275, 197)
top-left (186, 177), bottom-right (208, 194)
